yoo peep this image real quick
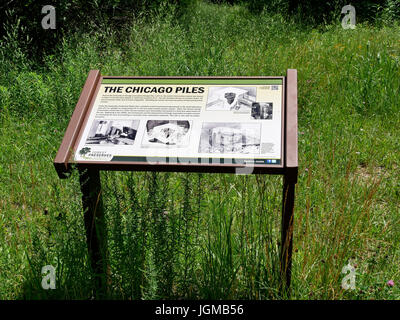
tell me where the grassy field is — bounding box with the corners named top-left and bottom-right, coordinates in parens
top-left (0, 1), bottom-right (399, 299)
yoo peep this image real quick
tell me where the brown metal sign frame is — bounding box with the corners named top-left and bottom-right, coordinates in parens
top-left (54, 69), bottom-right (298, 297)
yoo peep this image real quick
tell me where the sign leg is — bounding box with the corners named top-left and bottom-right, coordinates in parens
top-left (79, 167), bottom-right (108, 298)
top-left (280, 174), bottom-right (296, 296)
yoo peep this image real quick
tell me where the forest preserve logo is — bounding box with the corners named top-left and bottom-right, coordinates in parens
top-left (79, 147), bottom-right (113, 161)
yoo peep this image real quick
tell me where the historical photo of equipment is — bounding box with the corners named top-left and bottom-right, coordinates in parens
top-left (142, 120), bottom-right (191, 147)
top-left (206, 86), bottom-right (257, 111)
top-left (85, 120), bottom-right (139, 145)
top-left (198, 122), bottom-right (261, 154)
top-left (251, 102), bottom-right (273, 120)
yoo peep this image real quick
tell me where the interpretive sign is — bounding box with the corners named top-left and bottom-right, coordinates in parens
top-left (73, 78), bottom-right (284, 171)
top-left (54, 74), bottom-right (290, 177)
top-left (54, 70), bottom-right (298, 297)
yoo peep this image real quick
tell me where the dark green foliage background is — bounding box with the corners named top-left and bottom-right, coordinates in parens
top-left (0, 0), bottom-right (194, 61)
top-left (209, 0), bottom-right (400, 22)
top-left (1, 0), bottom-right (399, 61)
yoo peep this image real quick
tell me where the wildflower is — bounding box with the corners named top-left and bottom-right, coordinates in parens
top-left (334, 43), bottom-right (345, 51)
top-left (387, 280), bottom-right (395, 287)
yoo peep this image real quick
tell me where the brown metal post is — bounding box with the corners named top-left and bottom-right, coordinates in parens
top-left (280, 69), bottom-right (298, 296)
top-left (280, 175), bottom-right (296, 296)
top-left (78, 167), bottom-right (108, 298)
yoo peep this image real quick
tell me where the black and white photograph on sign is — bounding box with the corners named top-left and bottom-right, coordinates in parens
top-left (251, 102), bottom-right (273, 120)
top-left (85, 120), bottom-right (139, 145)
top-left (206, 87), bottom-right (256, 111)
top-left (198, 122), bottom-right (261, 154)
top-left (142, 120), bottom-right (191, 147)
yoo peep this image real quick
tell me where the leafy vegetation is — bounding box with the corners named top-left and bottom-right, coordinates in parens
top-left (0, 1), bottom-right (399, 299)
top-left (0, 0), bottom-right (195, 61)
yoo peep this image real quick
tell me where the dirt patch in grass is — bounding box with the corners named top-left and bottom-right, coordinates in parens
top-left (353, 164), bottom-right (390, 184)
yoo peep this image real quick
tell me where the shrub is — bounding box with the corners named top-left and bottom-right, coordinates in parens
top-left (0, 0), bottom-right (195, 62)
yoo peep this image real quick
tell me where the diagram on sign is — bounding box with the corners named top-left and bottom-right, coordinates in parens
top-left (198, 122), bottom-right (261, 154)
top-left (85, 120), bottom-right (139, 145)
top-left (142, 120), bottom-right (192, 148)
top-left (206, 86), bottom-right (257, 112)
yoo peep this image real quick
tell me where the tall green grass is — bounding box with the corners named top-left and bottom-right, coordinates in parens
top-left (0, 1), bottom-right (399, 299)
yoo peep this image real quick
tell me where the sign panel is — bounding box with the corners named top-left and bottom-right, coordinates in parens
top-left (73, 78), bottom-right (284, 168)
